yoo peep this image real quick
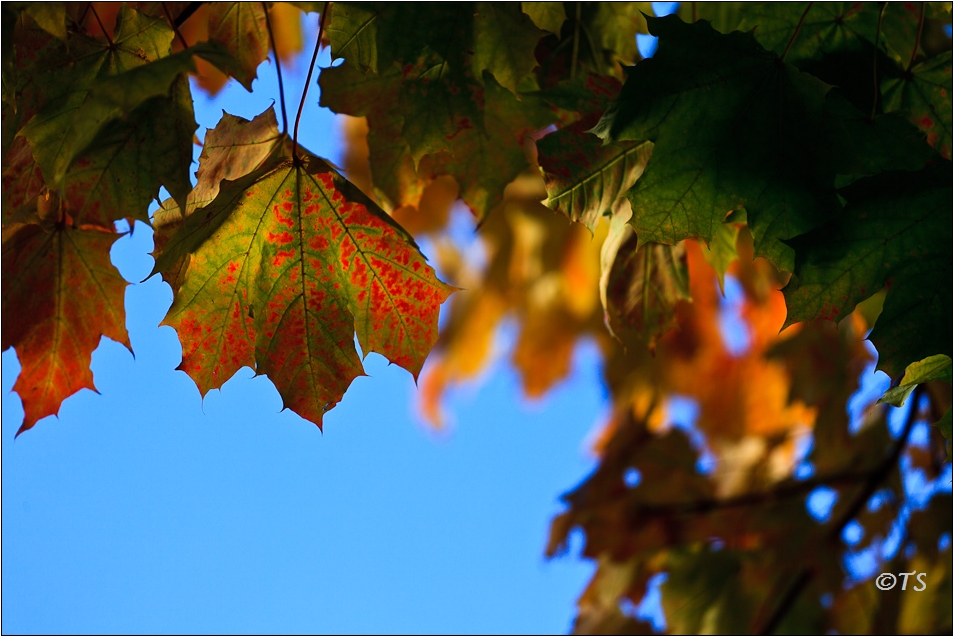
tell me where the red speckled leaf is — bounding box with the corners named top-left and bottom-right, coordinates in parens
top-left (1, 224), bottom-right (130, 435)
top-left (207, 2), bottom-right (269, 91)
top-left (155, 115), bottom-right (454, 427)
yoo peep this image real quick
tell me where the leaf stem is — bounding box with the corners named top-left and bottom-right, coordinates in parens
top-left (88, 3), bottom-right (113, 46)
top-left (162, 2), bottom-right (190, 49)
top-left (871, 2), bottom-right (887, 120)
top-left (781, 2), bottom-right (813, 62)
top-left (907, 2), bottom-right (926, 71)
top-left (692, 2), bottom-right (697, 22)
top-left (292, 1), bottom-right (328, 162)
top-left (263, 1), bottom-right (288, 135)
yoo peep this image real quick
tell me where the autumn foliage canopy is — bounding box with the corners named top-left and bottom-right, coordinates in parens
top-left (2, 1), bottom-right (952, 633)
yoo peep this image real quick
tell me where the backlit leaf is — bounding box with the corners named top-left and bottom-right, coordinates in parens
top-left (155, 111), bottom-right (453, 427)
top-left (879, 354), bottom-right (952, 407)
top-left (882, 51), bottom-right (953, 158)
top-left (539, 120), bottom-right (652, 231)
top-left (1, 223), bottom-right (129, 435)
top-left (207, 2), bottom-right (268, 91)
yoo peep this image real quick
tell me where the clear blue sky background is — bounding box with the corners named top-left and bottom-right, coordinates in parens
top-left (3, 4), bottom-right (949, 633)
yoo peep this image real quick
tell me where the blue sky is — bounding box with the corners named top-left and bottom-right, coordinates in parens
top-left (1, 13), bottom-right (611, 634)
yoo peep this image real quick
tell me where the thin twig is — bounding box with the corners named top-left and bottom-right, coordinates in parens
top-left (781, 3), bottom-right (813, 62)
top-left (871, 3), bottom-right (887, 120)
top-left (907, 2), bottom-right (926, 71)
top-left (292, 1), bottom-right (328, 162)
top-left (173, 2), bottom-right (203, 28)
top-left (692, 1), bottom-right (697, 22)
top-left (263, 1), bottom-right (288, 134)
top-left (162, 2), bottom-right (189, 49)
top-left (89, 3), bottom-right (113, 46)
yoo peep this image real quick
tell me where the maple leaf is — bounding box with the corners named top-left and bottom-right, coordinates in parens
top-left (599, 205), bottom-right (689, 349)
top-left (154, 110), bottom-right (454, 428)
top-left (591, 16), bottom-right (838, 270)
top-left (882, 51), bottom-right (953, 159)
top-left (323, 2), bottom-right (551, 217)
top-left (538, 119), bottom-right (652, 231)
top-left (1, 223), bottom-right (130, 436)
top-left (19, 6), bottom-right (175, 204)
top-left (520, 2), bottom-right (566, 36)
top-left (206, 2), bottom-right (268, 91)
top-left (784, 163), bottom-right (952, 376)
top-left (591, 15), bottom-right (933, 271)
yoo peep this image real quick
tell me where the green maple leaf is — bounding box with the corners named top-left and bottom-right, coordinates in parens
top-left (1, 223), bottom-right (130, 436)
top-left (783, 163), bottom-right (952, 376)
top-left (592, 16), bottom-right (838, 270)
top-left (882, 51), bottom-right (953, 159)
top-left (19, 6), bottom-right (174, 196)
top-left (153, 110), bottom-right (454, 428)
top-left (62, 75), bottom-right (196, 227)
top-left (207, 2), bottom-right (269, 91)
top-left (592, 15), bottom-right (933, 271)
top-left (879, 354), bottom-right (952, 407)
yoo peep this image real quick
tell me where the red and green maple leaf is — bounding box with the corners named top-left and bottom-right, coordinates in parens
top-left (154, 110), bottom-right (454, 428)
top-left (2, 222), bottom-right (130, 436)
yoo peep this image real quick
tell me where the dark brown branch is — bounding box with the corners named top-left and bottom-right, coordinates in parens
top-left (781, 3), bottom-right (813, 62)
top-left (263, 1), bottom-right (288, 134)
top-left (163, 2), bottom-right (189, 49)
top-left (173, 2), bottom-right (203, 28)
top-left (292, 1), bottom-right (328, 162)
top-left (88, 3), bottom-right (113, 46)
top-left (907, 2), bottom-right (926, 71)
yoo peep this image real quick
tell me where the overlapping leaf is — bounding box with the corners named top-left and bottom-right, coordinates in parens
top-left (322, 2), bottom-right (551, 217)
top-left (207, 2), bottom-right (268, 91)
top-left (2, 222), bottom-right (129, 435)
top-left (784, 163), bottom-right (952, 376)
top-left (882, 51), bottom-right (953, 158)
top-left (154, 110), bottom-right (453, 427)
top-left (539, 120), bottom-right (651, 231)
top-left (591, 16), bottom-right (840, 270)
top-left (591, 15), bottom-right (934, 272)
